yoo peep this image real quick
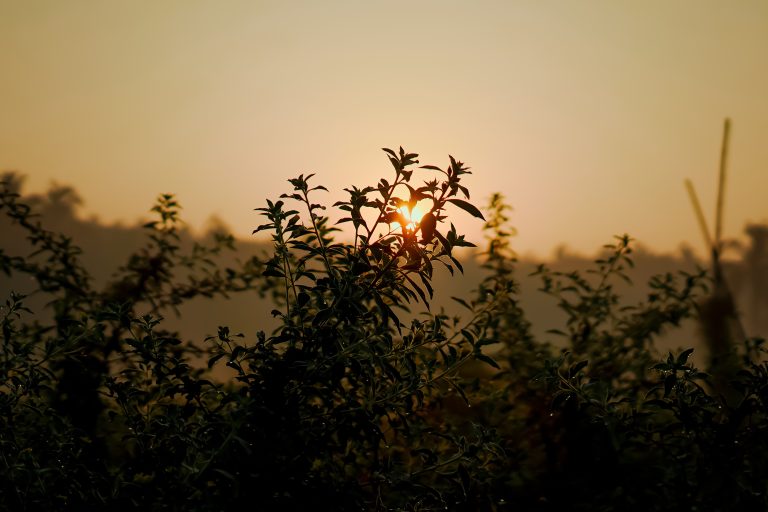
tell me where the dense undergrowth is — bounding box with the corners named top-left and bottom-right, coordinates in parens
top-left (1, 149), bottom-right (767, 511)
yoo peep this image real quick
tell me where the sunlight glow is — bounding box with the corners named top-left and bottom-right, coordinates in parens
top-left (398, 203), bottom-right (425, 231)
top-left (388, 199), bottom-right (433, 235)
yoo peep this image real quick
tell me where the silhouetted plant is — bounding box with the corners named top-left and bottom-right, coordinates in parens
top-left (1, 149), bottom-right (767, 512)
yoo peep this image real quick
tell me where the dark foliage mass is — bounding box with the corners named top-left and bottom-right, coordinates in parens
top-left (1, 149), bottom-right (767, 511)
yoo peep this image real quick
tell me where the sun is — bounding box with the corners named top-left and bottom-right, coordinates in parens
top-left (398, 204), bottom-right (424, 231)
top-left (392, 199), bottom-right (432, 233)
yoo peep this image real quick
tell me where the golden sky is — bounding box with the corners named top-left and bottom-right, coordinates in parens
top-left (1, 0), bottom-right (766, 257)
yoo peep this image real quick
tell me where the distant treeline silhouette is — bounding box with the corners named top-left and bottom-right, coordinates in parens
top-left (2, 173), bottom-right (766, 349)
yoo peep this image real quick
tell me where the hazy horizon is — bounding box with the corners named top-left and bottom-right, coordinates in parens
top-left (2, 1), bottom-right (767, 258)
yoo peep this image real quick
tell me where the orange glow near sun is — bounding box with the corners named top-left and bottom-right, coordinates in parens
top-left (393, 199), bottom-right (432, 232)
top-left (399, 204), bottom-right (424, 230)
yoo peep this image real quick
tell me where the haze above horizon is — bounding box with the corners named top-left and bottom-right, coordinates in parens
top-left (1, 0), bottom-right (766, 258)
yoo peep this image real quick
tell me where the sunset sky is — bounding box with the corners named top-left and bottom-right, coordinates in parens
top-left (1, 1), bottom-right (766, 257)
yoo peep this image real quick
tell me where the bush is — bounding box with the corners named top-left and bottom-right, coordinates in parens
top-left (1, 149), bottom-right (767, 511)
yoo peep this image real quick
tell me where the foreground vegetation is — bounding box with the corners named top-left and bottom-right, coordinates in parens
top-left (1, 149), bottom-right (767, 511)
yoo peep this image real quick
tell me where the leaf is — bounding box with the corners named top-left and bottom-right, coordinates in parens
top-left (262, 267), bottom-right (285, 278)
top-left (451, 296), bottom-right (472, 310)
top-left (569, 360), bottom-right (588, 376)
top-left (447, 199), bottom-right (485, 220)
top-left (312, 308), bottom-right (333, 326)
top-left (404, 274), bottom-right (428, 305)
top-left (450, 255), bottom-right (464, 274)
top-left (419, 212), bottom-right (437, 242)
top-left (676, 348), bottom-right (694, 367)
top-left (475, 353), bottom-right (500, 370)
top-left (351, 260), bottom-right (372, 275)
top-left (406, 184), bottom-right (430, 203)
top-left (382, 147), bottom-right (397, 158)
top-left (207, 353), bottom-right (225, 369)
top-left (454, 383), bottom-right (470, 406)
top-left (434, 230), bottom-right (451, 254)
top-left (663, 374), bottom-right (676, 397)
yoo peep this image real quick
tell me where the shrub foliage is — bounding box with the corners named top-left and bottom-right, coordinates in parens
top-left (1, 149), bottom-right (767, 511)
